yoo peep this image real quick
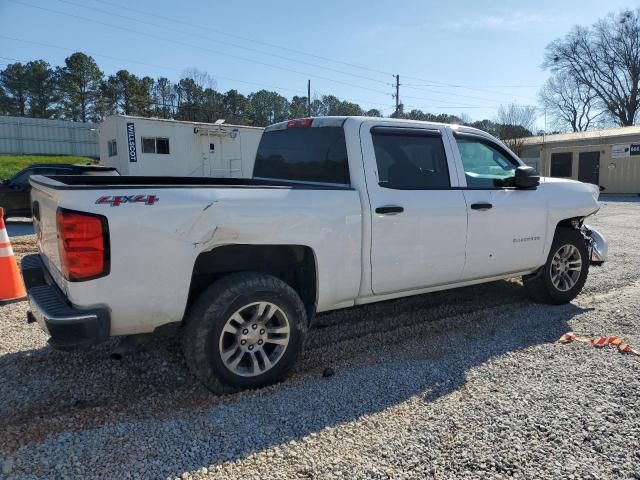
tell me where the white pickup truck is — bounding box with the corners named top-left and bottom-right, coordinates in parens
top-left (23, 116), bottom-right (607, 391)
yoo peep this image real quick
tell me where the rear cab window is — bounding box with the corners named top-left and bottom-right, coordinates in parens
top-left (253, 120), bottom-right (349, 185)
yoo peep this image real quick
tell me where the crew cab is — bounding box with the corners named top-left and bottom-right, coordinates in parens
top-left (22, 117), bottom-right (607, 392)
top-left (1, 163), bottom-right (119, 220)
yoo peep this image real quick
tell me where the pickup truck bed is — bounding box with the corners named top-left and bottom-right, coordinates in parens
top-left (30, 175), bottom-right (353, 190)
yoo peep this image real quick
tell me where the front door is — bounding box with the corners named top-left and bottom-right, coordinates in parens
top-left (453, 134), bottom-right (547, 280)
top-left (361, 123), bottom-right (468, 295)
top-left (578, 151), bottom-right (600, 185)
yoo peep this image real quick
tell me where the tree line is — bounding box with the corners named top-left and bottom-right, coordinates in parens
top-left (0, 52), bottom-right (387, 126)
top-left (0, 52), bottom-right (529, 140)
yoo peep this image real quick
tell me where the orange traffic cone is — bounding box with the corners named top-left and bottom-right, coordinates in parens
top-left (0, 208), bottom-right (27, 305)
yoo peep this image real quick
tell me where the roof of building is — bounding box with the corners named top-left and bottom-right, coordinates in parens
top-left (523, 125), bottom-right (640, 146)
top-left (104, 114), bottom-right (264, 130)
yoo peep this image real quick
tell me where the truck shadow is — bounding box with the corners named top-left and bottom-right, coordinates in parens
top-left (1, 281), bottom-right (585, 478)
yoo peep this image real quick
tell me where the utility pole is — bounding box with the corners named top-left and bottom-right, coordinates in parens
top-left (307, 80), bottom-right (311, 117)
top-left (394, 74), bottom-right (400, 117)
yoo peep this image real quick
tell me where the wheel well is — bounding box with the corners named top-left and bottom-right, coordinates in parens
top-left (188, 244), bottom-right (317, 320)
top-left (556, 217), bottom-right (583, 233)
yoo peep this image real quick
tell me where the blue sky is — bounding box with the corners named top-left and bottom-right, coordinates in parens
top-left (0, 0), bottom-right (634, 127)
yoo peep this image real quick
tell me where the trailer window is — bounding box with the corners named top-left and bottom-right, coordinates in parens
top-left (156, 138), bottom-right (170, 154)
top-left (108, 139), bottom-right (117, 157)
top-left (142, 137), bottom-right (170, 155)
top-left (254, 127), bottom-right (349, 185)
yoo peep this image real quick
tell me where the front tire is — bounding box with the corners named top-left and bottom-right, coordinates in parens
top-left (182, 272), bottom-right (307, 393)
top-left (523, 227), bottom-right (589, 305)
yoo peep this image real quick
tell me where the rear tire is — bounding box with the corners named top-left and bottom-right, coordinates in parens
top-left (182, 272), bottom-right (307, 393)
top-left (523, 227), bottom-right (589, 305)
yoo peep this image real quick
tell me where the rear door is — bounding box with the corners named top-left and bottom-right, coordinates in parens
top-left (360, 122), bottom-right (468, 294)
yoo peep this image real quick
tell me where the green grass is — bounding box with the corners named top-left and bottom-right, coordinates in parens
top-left (0, 155), bottom-right (96, 180)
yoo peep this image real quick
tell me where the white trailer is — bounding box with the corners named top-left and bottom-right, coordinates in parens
top-left (98, 115), bottom-right (263, 177)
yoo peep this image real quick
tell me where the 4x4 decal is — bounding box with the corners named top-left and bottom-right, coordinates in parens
top-left (95, 195), bottom-right (159, 207)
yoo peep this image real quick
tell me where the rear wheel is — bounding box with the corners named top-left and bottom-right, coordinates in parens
top-left (523, 227), bottom-right (589, 304)
top-left (182, 272), bottom-right (307, 392)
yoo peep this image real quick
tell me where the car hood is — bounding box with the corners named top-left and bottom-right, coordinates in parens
top-left (538, 176), bottom-right (601, 215)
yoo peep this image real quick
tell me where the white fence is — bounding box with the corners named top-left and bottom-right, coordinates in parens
top-left (0, 115), bottom-right (99, 157)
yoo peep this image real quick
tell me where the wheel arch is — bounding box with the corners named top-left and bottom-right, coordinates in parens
top-left (187, 244), bottom-right (318, 322)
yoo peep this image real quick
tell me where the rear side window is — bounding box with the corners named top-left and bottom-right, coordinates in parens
top-left (253, 127), bottom-right (349, 184)
top-left (372, 128), bottom-right (450, 189)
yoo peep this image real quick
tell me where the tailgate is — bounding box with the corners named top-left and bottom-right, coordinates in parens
top-left (29, 176), bottom-right (67, 284)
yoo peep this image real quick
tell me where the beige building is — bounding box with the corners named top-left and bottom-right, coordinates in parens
top-left (519, 126), bottom-right (640, 194)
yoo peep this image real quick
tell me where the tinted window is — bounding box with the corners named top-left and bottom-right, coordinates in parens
top-left (456, 137), bottom-right (518, 188)
top-left (10, 171), bottom-right (32, 186)
top-left (372, 129), bottom-right (450, 189)
top-left (156, 138), bottom-right (170, 154)
top-left (551, 152), bottom-right (572, 177)
top-left (142, 137), bottom-right (156, 154)
top-left (254, 127), bottom-right (349, 184)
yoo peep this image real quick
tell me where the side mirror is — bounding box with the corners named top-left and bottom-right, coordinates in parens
top-left (514, 166), bottom-right (540, 189)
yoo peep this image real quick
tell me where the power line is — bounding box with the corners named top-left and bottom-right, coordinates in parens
top-left (0, 37), bottom-right (395, 112)
top-left (9, 0), bottom-right (540, 107)
top-left (85, 0), bottom-right (541, 101)
top-left (85, 0), bottom-right (396, 79)
top-left (9, 0), bottom-right (393, 98)
top-left (53, 0), bottom-right (394, 89)
top-left (402, 84), bottom-right (537, 104)
top-left (0, 47), bottom-right (397, 118)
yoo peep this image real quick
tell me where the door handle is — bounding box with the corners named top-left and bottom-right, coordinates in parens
top-left (375, 205), bottom-right (404, 215)
top-left (470, 203), bottom-right (493, 211)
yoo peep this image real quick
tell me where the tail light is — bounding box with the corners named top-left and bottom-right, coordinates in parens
top-left (287, 118), bottom-right (313, 128)
top-left (56, 208), bottom-right (110, 281)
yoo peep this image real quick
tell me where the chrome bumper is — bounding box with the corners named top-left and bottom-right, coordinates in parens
top-left (584, 225), bottom-right (607, 265)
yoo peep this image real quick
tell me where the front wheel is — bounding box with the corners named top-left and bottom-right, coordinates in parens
top-left (182, 272), bottom-right (308, 392)
top-left (523, 227), bottom-right (589, 304)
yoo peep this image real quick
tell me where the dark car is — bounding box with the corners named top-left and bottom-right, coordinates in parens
top-left (0, 164), bottom-right (119, 219)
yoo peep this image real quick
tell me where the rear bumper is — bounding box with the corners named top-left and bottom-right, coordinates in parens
top-left (21, 254), bottom-right (110, 351)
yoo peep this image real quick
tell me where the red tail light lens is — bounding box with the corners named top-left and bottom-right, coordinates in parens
top-left (56, 209), bottom-right (110, 281)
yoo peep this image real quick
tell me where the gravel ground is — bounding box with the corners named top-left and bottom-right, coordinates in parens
top-left (1, 198), bottom-right (639, 479)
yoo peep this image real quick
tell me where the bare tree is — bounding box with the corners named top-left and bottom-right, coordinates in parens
top-left (543, 9), bottom-right (640, 126)
top-left (539, 72), bottom-right (605, 132)
top-left (182, 68), bottom-right (217, 91)
top-left (495, 103), bottom-right (537, 155)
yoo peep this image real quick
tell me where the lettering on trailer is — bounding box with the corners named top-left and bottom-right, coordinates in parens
top-left (631, 144), bottom-right (640, 156)
top-left (126, 122), bottom-right (137, 162)
top-left (95, 195), bottom-right (159, 207)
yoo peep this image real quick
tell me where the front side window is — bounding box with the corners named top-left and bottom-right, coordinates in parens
top-left (372, 128), bottom-right (450, 189)
top-left (456, 137), bottom-right (519, 188)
